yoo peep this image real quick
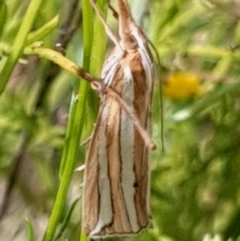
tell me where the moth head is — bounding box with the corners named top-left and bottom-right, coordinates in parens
top-left (117, 0), bottom-right (144, 51)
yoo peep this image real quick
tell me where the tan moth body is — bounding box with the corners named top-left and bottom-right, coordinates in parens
top-left (82, 0), bottom-right (155, 238)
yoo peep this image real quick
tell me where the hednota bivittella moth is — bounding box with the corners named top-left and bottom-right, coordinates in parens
top-left (82, 0), bottom-right (155, 238)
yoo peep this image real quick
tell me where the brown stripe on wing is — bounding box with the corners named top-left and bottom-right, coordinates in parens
top-left (131, 53), bottom-right (150, 228)
top-left (134, 129), bottom-right (149, 228)
top-left (104, 97), bottom-right (132, 235)
top-left (82, 114), bottom-right (101, 236)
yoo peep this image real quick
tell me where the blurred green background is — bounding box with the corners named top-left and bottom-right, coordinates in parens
top-left (1, 0), bottom-right (240, 241)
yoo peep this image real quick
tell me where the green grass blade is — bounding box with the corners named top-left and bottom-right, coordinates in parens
top-left (43, 93), bottom-right (81, 241)
top-left (53, 198), bottom-right (81, 241)
top-left (85, 0), bottom-right (107, 135)
top-left (25, 217), bottom-right (35, 241)
top-left (26, 15), bottom-right (59, 45)
top-left (0, 0), bottom-right (43, 95)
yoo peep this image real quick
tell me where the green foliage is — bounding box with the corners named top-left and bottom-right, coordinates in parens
top-left (0, 0), bottom-right (240, 241)
top-left (149, 1), bottom-right (240, 241)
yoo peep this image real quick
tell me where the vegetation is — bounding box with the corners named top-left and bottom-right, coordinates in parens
top-left (0, 0), bottom-right (240, 241)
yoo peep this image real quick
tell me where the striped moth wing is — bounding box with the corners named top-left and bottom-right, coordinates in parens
top-left (82, 0), bottom-right (155, 238)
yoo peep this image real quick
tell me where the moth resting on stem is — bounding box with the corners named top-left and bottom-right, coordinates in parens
top-left (81, 0), bottom-right (158, 239)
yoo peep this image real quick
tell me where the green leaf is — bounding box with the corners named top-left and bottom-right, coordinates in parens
top-left (25, 217), bottom-right (35, 241)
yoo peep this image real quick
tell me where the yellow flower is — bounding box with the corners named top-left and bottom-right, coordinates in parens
top-left (163, 72), bottom-right (202, 100)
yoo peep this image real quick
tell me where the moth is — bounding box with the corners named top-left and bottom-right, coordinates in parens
top-left (82, 0), bottom-right (156, 238)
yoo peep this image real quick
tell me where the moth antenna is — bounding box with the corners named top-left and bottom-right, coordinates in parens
top-left (109, 4), bottom-right (118, 19)
top-left (90, 0), bottom-right (122, 50)
top-left (147, 38), bottom-right (165, 152)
